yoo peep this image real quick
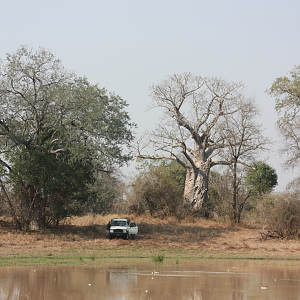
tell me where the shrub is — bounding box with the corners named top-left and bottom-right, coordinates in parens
top-left (256, 192), bottom-right (300, 238)
top-left (270, 193), bottom-right (300, 238)
top-left (152, 254), bottom-right (165, 262)
top-left (128, 161), bottom-right (186, 217)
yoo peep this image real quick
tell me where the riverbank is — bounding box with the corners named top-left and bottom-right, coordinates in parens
top-left (0, 215), bottom-right (299, 267)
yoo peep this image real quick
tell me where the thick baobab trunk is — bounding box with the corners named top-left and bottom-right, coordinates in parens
top-left (183, 168), bottom-right (195, 208)
top-left (184, 163), bottom-right (210, 210)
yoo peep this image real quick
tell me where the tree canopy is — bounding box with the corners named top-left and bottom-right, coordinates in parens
top-left (0, 46), bottom-right (135, 229)
top-left (246, 161), bottom-right (278, 196)
top-left (135, 72), bottom-right (266, 210)
top-left (268, 65), bottom-right (300, 167)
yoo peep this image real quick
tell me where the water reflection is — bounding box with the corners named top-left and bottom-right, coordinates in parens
top-left (0, 260), bottom-right (300, 299)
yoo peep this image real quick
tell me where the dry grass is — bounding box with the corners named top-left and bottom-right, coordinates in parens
top-left (0, 214), bottom-right (300, 261)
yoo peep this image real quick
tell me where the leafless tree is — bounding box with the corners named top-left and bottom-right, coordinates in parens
top-left (134, 73), bottom-right (266, 210)
top-left (220, 99), bottom-right (268, 223)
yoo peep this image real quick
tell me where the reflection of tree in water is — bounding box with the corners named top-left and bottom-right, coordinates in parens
top-left (106, 269), bottom-right (137, 291)
top-left (0, 269), bottom-right (21, 300)
top-left (0, 267), bottom-right (108, 300)
top-left (106, 271), bottom-right (110, 285)
top-left (0, 283), bottom-right (20, 300)
top-left (189, 290), bottom-right (204, 300)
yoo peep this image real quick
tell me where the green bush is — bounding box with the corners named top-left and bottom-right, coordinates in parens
top-left (128, 161), bottom-right (186, 217)
top-left (152, 254), bottom-right (165, 262)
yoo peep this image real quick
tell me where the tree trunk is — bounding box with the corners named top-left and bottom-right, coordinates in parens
top-left (0, 178), bottom-right (22, 230)
top-left (231, 160), bottom-right (238, 225)
top-left (183, 168), bottom-right (195, 208)
top-left (184, 163), bottom-right (210, 210)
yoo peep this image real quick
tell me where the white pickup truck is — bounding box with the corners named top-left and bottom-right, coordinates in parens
top-left (108, 218), bottom-right (138, 240)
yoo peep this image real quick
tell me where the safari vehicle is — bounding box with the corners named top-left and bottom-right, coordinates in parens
top-left (108, 218), bottom-right (138, 240)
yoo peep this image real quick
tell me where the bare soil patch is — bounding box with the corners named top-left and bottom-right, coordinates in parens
top-left (0, 215), bottom-right (299, 261)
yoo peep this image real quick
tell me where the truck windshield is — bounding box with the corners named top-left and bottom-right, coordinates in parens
top-left (111, 220), bottom-right (127, 226)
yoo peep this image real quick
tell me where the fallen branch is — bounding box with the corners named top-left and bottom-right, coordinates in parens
top-left (257, 230), bottom-right (281, 241)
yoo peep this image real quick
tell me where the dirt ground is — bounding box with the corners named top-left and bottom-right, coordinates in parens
top-left (0, 215), bottom-right (300, 260)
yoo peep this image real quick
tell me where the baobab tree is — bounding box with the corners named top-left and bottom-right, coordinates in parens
top-left (134, 72), bottom-right (265, 210)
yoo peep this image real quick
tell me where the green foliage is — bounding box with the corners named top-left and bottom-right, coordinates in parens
top-left (268, 65), bottom-right (300, 116)
top-left (152, 254), bottom-right (165, 262)
top-left (268, 65), bottom-right (300, 167)
top-left (129, 160), bottom-right (186, 217)
top-left (207, 164), bottom-right (277, 223)
top-left (246, 161), bottom-right (278, 196)
top-left (7, 146), bottom-right (95, 227)
top-left (0, 46), bottom-right (135, 229)
top-left (85, 172), bottom-right (124, 214)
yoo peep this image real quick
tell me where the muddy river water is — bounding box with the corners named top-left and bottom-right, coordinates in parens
top-left (0, 259), bottom-right (300, 299)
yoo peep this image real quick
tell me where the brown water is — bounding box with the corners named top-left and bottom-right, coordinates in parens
top-left (0, 260), bottom-right (300, 299)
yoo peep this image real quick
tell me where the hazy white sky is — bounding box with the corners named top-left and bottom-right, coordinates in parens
top-left (1, 0), bottom-right (300, 190)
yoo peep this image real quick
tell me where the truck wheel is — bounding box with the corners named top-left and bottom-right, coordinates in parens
top-left (108, 234), bottom-right (112, 240)
top-left (124, 233), bottom-right (129, 240)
